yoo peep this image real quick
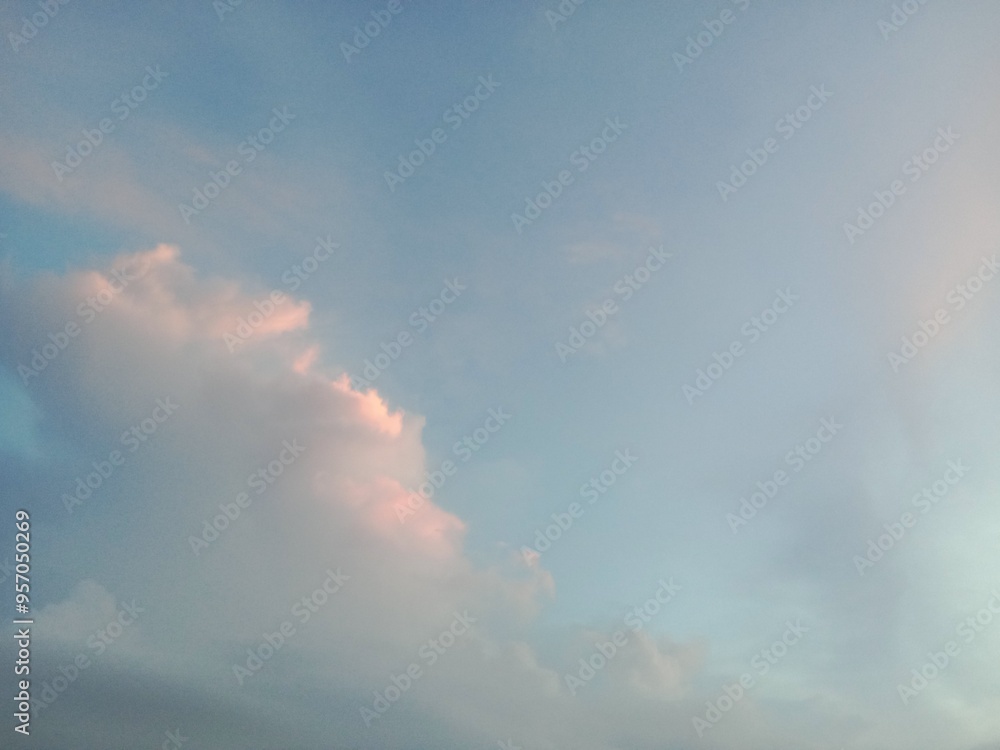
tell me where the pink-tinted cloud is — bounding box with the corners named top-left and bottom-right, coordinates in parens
top-left (1, 246), bottom-right (717, 750)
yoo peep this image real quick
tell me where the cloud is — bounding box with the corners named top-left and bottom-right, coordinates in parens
top-left (4, 245), bottom-right (704, 748)
top-left (0, 133), bottom-right (181, 237)
top-left (34, 580), bottom-right (120, 644)
top-left (9, 244), bottom-right (991, 749)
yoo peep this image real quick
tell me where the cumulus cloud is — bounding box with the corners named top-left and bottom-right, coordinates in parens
top-left (11, 245), bottom-right (997, 749)
top-left (0, 246), bottom-right (714, 748)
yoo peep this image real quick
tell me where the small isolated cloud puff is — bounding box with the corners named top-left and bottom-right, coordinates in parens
top-left (35, 579), bottom-right (120, 645)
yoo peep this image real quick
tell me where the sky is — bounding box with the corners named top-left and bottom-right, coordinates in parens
top-left (1, 1), bottom-right (1000, 748)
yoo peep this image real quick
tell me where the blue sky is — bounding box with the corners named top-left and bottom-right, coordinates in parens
top-left (2, 1), bottom-right (1000, 748)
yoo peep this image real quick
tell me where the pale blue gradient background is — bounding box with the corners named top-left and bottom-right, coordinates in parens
top-left (2, 1), bottom-right (1000, 748)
